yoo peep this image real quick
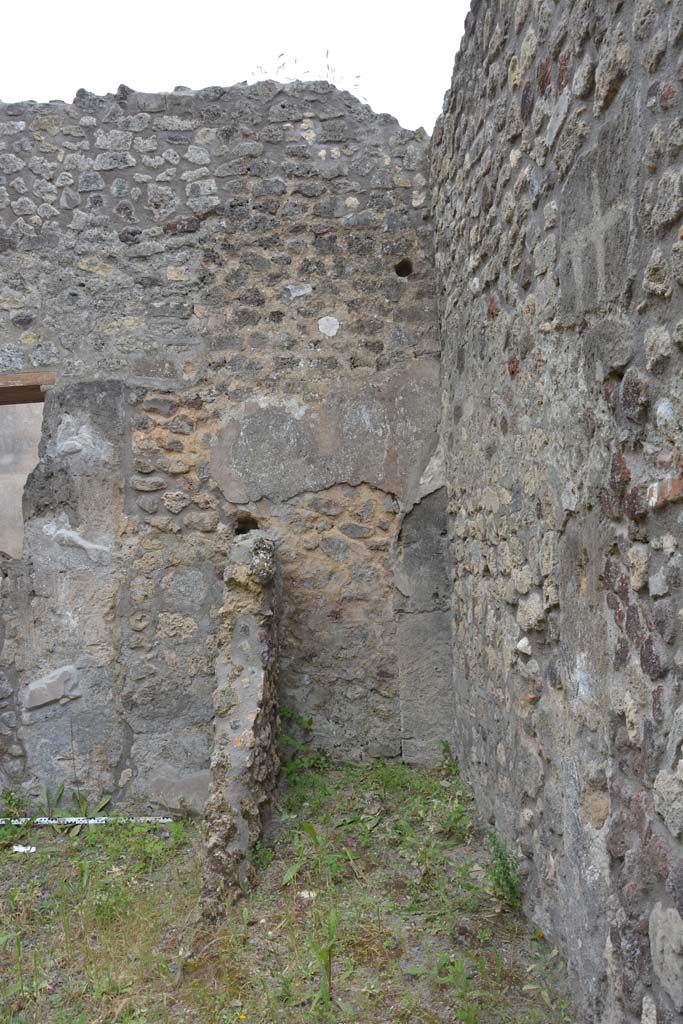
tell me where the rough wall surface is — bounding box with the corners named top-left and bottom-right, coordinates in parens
top-left (432, 0), bottom-right (683, 1020)
top-left (0, 81), bottom-right (449, 814)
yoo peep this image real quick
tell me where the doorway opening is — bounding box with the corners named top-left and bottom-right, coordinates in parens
top-left (0, 371), bottom-right (54, 559)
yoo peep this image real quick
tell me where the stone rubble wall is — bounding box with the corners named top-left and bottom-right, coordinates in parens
top-left (431, 0), bottom-right (683, 1020)
top-left (0, 82), bottom-right (451, 816)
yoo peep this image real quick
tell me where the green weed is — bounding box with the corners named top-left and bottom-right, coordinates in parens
top-left (310, 908), bottom-right (339, 1009)
top-left (1, 788), bottom-right (27, 818)
top-left (485, 829), bottom-right (522, 910)
top-left (252, 839), bottom-right (275, 871)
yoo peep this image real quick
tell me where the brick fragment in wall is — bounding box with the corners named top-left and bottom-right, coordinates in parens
top-left (648, 476), bottom-right (683, 511)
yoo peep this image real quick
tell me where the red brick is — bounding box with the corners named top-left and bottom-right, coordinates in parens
top-left (647, 475), bottom-right (683, 510)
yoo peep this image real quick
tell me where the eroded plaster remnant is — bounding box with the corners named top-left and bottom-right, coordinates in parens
top-left (202, 532), bottom-right (280, 909)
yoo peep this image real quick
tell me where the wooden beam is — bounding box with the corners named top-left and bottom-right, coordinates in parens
top-left (0, 371), bottom-right (55, 406)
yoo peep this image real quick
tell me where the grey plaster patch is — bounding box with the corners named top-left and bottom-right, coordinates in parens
top-left (394, 489), bottom-right (452, 766)
top-left (397, 610), bottom-right (453, 766)
top-left (53, 414), bottom-right (114, 462)
top-left (23, 665), bottom-right (80, 710)
top-left (210, 358), bottom-right (440, 504)
top-left (650, 902), bottom-right (683, 1010)
top-left (415, 444), bottom-right (446, 503)
top-left (42, 517), bottom-right (111, 564)
top-left (19, 666), bottom-right (127, 801)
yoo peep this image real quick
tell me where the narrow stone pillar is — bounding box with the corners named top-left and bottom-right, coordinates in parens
top-left (202, 532), bottom-right (280, 915)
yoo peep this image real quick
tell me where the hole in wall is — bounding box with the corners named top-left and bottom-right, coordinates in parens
top-left (394, 258), bottom-right (413, 278)
top-left (235, 513), bottom-right (259, 535)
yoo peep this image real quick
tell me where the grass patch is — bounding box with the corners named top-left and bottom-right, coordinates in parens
top-left (0, 760), bottom-right (571, 1023)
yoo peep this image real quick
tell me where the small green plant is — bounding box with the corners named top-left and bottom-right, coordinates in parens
top-left (281, 820), bottom-right (345, 889)
top-left (442, 803), bottom-right (470, 841)
top-left (89, 878), bottom-right (132, 924)
top-left (68, 791), bottom-right (111, 836)
top-left (0, 818), bottom-right (33, 850)
top-left (279, 712), bottom-right (330, 814)
top-left (310, 908), bottom-right (339, 1009)
top-left (47, 1011), bottom-right (88, 1024)
top-left (0, 930), bottom-right (49, 1009)
top-left (40, 781), bottom-right (65, 818)
top-left (82, 819), bottom-right (189, 874)
top-left (1, 788), bottom-right (27, 818)
top-left (485, 829), bottom-right (522, 910)
top-left (251, 840), bottom-right (275, 871)
top-left (280, 706), bottom-right (314, 751)
top-left (35, 783), bottom-right (112, 835)
top-left (406, 952), bottom-right (483, 1021)
top-left (120, 1011), bottom-right (149, 1024)
top-left (0, 789), bottom-right (36, 849)
top-left (524, 939), bottom-right (572, 1019)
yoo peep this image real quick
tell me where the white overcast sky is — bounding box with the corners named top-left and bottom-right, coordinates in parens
top-left (1, 0), bottom-right (470, 132)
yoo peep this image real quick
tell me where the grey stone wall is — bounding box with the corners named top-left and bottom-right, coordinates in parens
top-left (0, 82), bottom-right (450, 814)
top-left (431, 1), bottom-right (683, 1020)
